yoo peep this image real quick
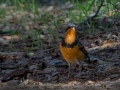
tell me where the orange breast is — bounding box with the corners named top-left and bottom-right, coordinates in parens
top-left (60, 44), bottom-right (85, 63)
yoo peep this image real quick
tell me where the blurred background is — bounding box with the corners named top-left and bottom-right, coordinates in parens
top-left (0, 0), bottom-right (119, 52)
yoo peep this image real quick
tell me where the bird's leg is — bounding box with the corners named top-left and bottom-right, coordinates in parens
top-left (76, 60), bottom-right (82, 72)
top-left (67, 62), bottom-right (71, 77)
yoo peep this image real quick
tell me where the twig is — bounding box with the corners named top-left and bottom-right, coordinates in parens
top-left (77, 0), bottom-right (105, 29)
top-left (91, 0), bottom-right (105, 20)
top-left (87, 41), bottom-right (120, 53)
top-left (108, 1), bottom-right (120, 11)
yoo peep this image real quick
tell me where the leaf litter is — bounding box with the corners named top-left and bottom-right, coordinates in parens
top-left (0, 1), bottom-right (120, 90)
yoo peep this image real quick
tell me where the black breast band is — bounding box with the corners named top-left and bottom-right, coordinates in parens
top-left (61, 38), bottom-right (78, 48)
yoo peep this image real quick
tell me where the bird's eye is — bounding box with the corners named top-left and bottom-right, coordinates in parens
top-left (65, 26), bottom-right (71, 32)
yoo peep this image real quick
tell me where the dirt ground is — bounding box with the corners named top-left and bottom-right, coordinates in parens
top-left (0, 1), bottom-right (120, 90)
top-left (0, 79), bottom-right (120, 90)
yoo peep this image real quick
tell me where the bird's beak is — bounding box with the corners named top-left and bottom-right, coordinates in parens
top-left (71, 27), bottom-right (75, 31)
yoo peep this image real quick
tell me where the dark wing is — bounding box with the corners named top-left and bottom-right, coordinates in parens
top-left (77, 39), bottom-right (92, 63)
top-left (78, 40), bottom-right (89, 59)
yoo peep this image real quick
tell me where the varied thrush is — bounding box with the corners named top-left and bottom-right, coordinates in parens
top-left (60, 24), bottom-right (89, 75)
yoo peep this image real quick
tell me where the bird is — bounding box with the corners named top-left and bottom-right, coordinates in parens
top-left (60, 24), bottom-right (89, 76)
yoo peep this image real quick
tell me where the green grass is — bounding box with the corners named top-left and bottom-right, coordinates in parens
top-left (0, 0), bottom-right (119, 52)
top-left (0, 0), bottom-right (119, 26)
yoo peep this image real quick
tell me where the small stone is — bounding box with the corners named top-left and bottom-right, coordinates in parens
top-left (85, 80), bottom-right (95, 85)
top-left (25, 24), bottom-right (30, 30)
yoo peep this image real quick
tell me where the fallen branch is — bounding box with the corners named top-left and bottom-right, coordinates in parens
top-left (87, 41), bottom-right (120, 53)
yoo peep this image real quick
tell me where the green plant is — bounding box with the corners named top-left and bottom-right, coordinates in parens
top-left (0, 0), bottom-right (119, 52)
top-left (35, 30), bottom-right (43, 50)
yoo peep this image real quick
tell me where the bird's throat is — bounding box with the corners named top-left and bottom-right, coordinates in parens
top-left (65, 35), bottom-right (76, 44)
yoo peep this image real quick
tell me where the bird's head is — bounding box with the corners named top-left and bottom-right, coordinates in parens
top-left (65, 24), bottom-right (76, 44)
